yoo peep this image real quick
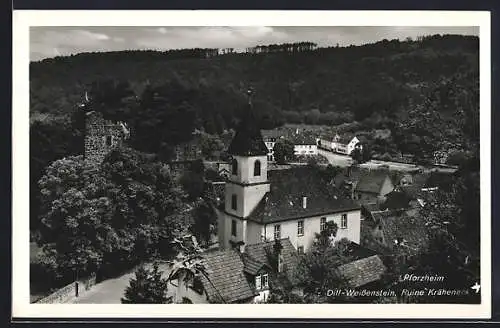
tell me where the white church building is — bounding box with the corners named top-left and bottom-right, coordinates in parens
top-left (216, 113), bottom-right (362, 253)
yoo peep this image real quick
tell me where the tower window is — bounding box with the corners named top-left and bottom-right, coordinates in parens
top-left (231, 219), bottom-right (237, 237)
top-left (231, 159), bottom-right (238, 175)
top-left (341, 214), bottom-right (348, 229)
top-left (231, 194), bottom-right (237, 211)
top-left (254, 160), bottom-right (261, 176)
top-left (105, 135), bottom-right (113, 147)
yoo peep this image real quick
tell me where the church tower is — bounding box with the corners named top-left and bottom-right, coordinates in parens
top-left (218, 90), bottom-right (270, 251)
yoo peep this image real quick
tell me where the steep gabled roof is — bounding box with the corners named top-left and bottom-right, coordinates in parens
top-left (354, 170), bottom-right (392, 195)
top-left (241, 253), bottom-right (269, 275)
top-left (245, 238), bottom-right (300, 285)
top-left (200, 249), bottom-right (257, 303)
top-left (337, 134), bottom-right (356, 144)
top-left (227, 107), bottom-right (268, 156)
top-left (246, 167), bottom-right (360, 224)
top-left (337, 255), bottom-right (386, 288)
top-left (288, 133), bottom-right (317, 145)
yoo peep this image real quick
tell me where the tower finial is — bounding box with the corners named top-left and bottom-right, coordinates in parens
top-left (247, 87), bottom-right (254, 107)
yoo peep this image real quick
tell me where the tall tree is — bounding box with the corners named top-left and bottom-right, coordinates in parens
top-left (121, 263), bottom-right (172, 304)
top-left (273, 139), bottom-right (295, 164)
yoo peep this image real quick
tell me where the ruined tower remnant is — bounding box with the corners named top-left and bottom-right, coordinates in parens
top-left (84, 110), bottom-right (130, 165)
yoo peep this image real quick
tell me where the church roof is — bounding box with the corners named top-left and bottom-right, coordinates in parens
top-left (227, 106), bottom-right (268, 156)
top-left (246, 167), bottom-right (360, 224)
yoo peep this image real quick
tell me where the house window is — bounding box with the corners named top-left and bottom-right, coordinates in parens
top-left (297, 220), bottom-right (304, 236)
top-left (297, 246), bottom-right (304, 255)
top-left (255, 275), bottom-right (261, 290)
top-left (231, 194), bottom-right (237, 210)
top-left (254, 160), bottom-right (261, 176)
top-left (231, 159), bottom-right (238, 175)
top-left (105, 135), bottom-right (113, 146)
top-left (274, 224), bottom-right (281, 240)
top-left (261, 273), bottom-right (269, 289)
top-left (341, 214), bottom-right (348, 229)
top-left (231, 219), bottom-right (237, 237)
top-left (320, 217), bottom-right (327, 232)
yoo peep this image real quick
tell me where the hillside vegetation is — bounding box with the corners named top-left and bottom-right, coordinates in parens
top-left (30, 34), bottom-right (479, 230)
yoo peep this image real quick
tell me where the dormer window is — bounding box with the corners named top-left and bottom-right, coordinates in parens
top-left (255, 273), bottom-right (269, 290)
top-left (254, 160), bottom-right (261, 176)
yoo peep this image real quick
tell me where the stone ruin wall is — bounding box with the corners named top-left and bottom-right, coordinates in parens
top-left (84, 111), bottom-right (127, 166)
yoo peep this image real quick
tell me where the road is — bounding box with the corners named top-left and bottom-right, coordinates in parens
top-left (317, 149), bottom-right (457, 173)
top-left (317, 149), bottom-right (354, 167)
top-left (71, 263), bottom-right (173, 304)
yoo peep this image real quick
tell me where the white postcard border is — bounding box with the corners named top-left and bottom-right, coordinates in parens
top-left (12, 10), bottom-right (491, 319)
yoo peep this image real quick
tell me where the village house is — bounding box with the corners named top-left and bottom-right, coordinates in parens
top-left (288, 133), bottom-right (318, 157)
top-left (216, 111), bottom-right (362, 254)
top-left (170, 238), bottom-right (300, 303)
top-left (318, 134), bottom-right (360, 155)
top-left (353, 170), bottom-right (395, 204)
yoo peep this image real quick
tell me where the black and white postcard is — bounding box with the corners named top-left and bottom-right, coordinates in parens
top-left (12, 10), bottom-right (491, 319)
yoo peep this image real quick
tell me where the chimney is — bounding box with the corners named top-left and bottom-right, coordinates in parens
top-left (302, 196), bottom-right (307, 209)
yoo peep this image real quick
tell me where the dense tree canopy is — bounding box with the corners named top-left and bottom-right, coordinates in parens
top-left (35, 147), bottom-right (186, 287)
top-left (121, 263), bottom-right (172, 304)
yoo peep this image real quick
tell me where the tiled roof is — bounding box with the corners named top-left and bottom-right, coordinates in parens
top-left (333, 166), bottom-right (363, 188)
top-left (241, 253), bottom-right (269, 275)
top-left (337, 255), bottom-right (386, 288)
top-left (200, 249), bottom-right (257, 303)
top-left (288, 133), bottom-right (317, 145)
top-left (382, 190), bottom-right (411, 210)
top-left (354, 170), bottom-right (391, 195)
top-left (247, 167), bottom-right (360, 224)
top-left (261, 129), bottom-right (284, 139)
top-left (245, 238), bottom-right (300, 285)
top-left (337, 134), bottom-right (355, 144)
top-left (227, 108), bottom-right (268, 156)
top-left (200, 239), bottom-right (300, 303)
top-left (379, 212), bottom-right (430, 255)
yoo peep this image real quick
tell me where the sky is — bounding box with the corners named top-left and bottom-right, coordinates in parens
top-left (30, 26), bottom-right (479, 62)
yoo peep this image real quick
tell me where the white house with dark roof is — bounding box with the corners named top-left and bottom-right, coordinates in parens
top-left (318, 134), bottom-right (360, 155)
top-left (288, 133), bottom-right (318, 156)
top-left (217, 111), bottom-right (362, 254)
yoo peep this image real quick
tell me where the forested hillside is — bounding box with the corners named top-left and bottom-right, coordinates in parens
top-left (30, 34), bottom-right (479, 233)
